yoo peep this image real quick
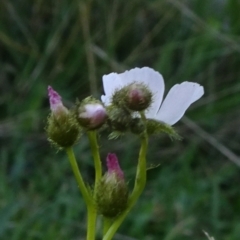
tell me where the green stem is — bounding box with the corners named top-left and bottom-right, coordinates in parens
top-left (103, 217), bottom-right (112, 236)
top-left (87, 207), bottom-right (97, 240)
top-left (103, 112), bottom-right (148, 240)
top-left (65, 147), bottom-right (96, 240)
top-left (86, 130), bottom-right (102, 240)
top-left (66, 147), bottom-right (92, 204)
top-left (87, 131), bottom-right (102, 186)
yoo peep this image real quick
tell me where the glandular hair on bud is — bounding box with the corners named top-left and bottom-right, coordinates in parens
top-left (95, 175), bottom-right (128, 218)
top-left (107, 106), bottom-right (132, 132)
top-left (46, 111), bottom-right (81, 149)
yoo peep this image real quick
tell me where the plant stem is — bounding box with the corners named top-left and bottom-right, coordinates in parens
top-left (87, 131), bottom-right (102, 187)
top-left (65, 147), bottom-right (96, 240)
top-left (103, 217), bottom-right (112, 236)
top-left (66, 147), bottom-right (92, 204)
top-left (86, 130), bottom-right (103, 240)
top-left (87, 207), bottom-right (97, 240)
top-left (102, 112), bottom-right (148, 240)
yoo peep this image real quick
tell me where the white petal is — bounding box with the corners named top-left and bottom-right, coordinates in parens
top-left (156, 82), bottom-right (204, 125)
top-left (101, 95), bottom-right (108, 105)
top-left (102, 73), bottom-right (123, 106)
top-left (119, 67), bottom-right (165, 117)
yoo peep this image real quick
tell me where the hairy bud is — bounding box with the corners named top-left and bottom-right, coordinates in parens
top-left (95, 153), bottom-right (128, 218)
top-left (112, 83), bottom-right (152, 111)
top-left (46, 86), bottom-right (80, 148)
top-left (107, 106), bottom-right (132, 132)
top-left (76, 97), bottom-right (107, 130)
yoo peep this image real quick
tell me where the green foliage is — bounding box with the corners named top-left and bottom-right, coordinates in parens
top-left (1, 0), bottom-right (240, 239)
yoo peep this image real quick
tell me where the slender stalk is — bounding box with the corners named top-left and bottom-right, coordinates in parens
top-left (87, 207), bottom-right (97, 240)
top-left (65, 147), bottom-right (96, 240)
top-left (87, 131), bottom-right (102, 186)
top-left (65, 147), bottom-right (92, 204)
top-left (103, 112), bottom-right (148, 240)
top-left (103, 217), bottom-right (112, 236)
top-left (86, 130), bottom-right (102, 240)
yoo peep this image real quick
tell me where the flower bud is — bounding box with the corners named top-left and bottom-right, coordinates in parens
top-left (112, 83), bottom-right (152, 111)
top-left (48, 86), bottom-right (69, 118)
top-left (76, 97), bottom-right (107, 130)
top-left (46, 86), bottom-right (81, 148)
top-left (95, 153), bottom-right (128, 218)
top-left (107, 105), bottom-right (132, 132)
top-left (124, 83), bottom-right (152, 111)
top-left (130, 117), bottom-right (145, 135)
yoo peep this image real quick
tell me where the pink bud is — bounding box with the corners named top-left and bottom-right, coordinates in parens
top-left (78, 103), bottom-right (107, 129)
top-left (129, 86), bottom-right (144, 103)
top-left (124, 83), bottom-right (152, 111)
top-left (95, 153), bottom-right (128, 217)
top-left (48, 86), bottom-right (68, 116)
top-left (106, 153), bottom-right (124, 179)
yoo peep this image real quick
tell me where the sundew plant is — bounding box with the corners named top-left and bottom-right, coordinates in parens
top-left (46, 67), bottom-right (204, 239)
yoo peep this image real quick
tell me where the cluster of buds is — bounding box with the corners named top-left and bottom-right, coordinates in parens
top-left (101, 67), bottom-right (204, 138)
top-left (47, 66), bottom-right (199, 143)
top-left (47, 66), bottom-right (204, 142)
top-left (105, 83), bottom-right (153, 134)
top-left (46, 87), bottom-right (108, 149)
top-left (105, 82), bottom-right (153, 134)
top-left (46, 86), bottom-right (129, 218)
top-left (46, 67), bottom-right (204, 224)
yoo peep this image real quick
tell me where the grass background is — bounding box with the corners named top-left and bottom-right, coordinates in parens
top-left (1, 0), bottom-right (240, 239)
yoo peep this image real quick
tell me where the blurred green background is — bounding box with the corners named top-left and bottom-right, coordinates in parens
top-left (1, 0), bottom-right (240, 239)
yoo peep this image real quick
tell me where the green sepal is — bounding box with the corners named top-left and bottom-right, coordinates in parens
top-left (46, 111), bottom-right (81, 149)
top-left (94, 174), bottom-right (129, 218)
top-left (108, 131), bottom-right (125, 140)
top-left (146, 119), bottom-right (181, 140)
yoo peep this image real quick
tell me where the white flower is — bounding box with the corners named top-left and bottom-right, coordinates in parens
top-left (101, 67), bottom-right (204, 126)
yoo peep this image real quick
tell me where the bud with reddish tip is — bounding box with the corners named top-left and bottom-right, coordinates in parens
top-left (46, 86), bottom-right (81, 148)
top-left (95, 153), bottom-right (128, 218)
top-left (48, 86), bottom-right (69, 117)
top-left (106, 153), bottom-right (124, 179)
top-left (76, 96), bottom-right (107, 130)
top-left (112, 83), bottom-right (152, 111)
top-left (124, 83), bottom-right (152, 111)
